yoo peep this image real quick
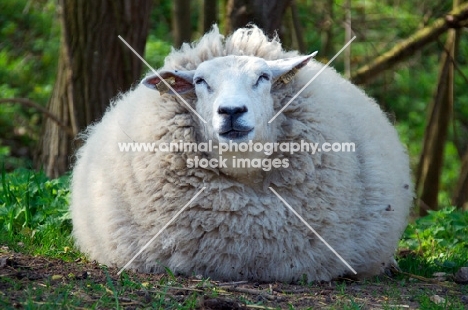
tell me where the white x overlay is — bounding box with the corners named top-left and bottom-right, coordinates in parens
top-left (268, 36), bottom-right (356, 123)
top-left (117, 36), bottom-right (207, 124)
top-left (269, 187), bottom-right (357, 274)
top-left (117, 187), bottom-right (206, 275)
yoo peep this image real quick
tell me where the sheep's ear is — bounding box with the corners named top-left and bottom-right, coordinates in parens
top-left (267, 52), bottom-right (317, 85)
top-left (142, 70), bottom-right (195, 95)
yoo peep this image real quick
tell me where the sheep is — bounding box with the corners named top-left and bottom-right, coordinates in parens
top-left (70, 25), bottom-right (413, 282)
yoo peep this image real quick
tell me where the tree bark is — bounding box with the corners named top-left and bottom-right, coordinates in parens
top-left (416, 1), bottom-right (461, 216)
top-left (225, 0), bottom-right (292, 37)
top-left (172, 0), bottom-right (192, 47)
top-left (351, 2), bottom-right (468, 85)
top-left (35, 0), bottom-right (152, 178)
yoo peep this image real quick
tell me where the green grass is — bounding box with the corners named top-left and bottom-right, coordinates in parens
top-left (399, 207), bottom-right (468, 277)
top-left (0, 168), bottom-right (78, 261)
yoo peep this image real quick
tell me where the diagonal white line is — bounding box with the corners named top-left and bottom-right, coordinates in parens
top-left (268, 36), bottom-right (357, 123)
top-left (269, 187), bottom-right (357, 275)
top-left (118, 35), bottom-right (207, 124)
top-left (117, 187), bottom-right (206, 275)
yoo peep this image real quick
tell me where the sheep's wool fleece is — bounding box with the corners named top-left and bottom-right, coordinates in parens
top-left (71, 25), bottom-right (413, 282)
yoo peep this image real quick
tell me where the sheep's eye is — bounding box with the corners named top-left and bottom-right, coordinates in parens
top-left (259, 73), bottom-right (270, 82)
top-left (254, 73), bottom-right (270, 87)
top-left (194, 77), bottom-right (213, 92)
top-left (195, 78), bottom-right (206, 85)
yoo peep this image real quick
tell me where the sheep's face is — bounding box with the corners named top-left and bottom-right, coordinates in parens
top-left (194, 56), bottom-right (273, 143)
top-left (142, 54), bottom-right (315, 175)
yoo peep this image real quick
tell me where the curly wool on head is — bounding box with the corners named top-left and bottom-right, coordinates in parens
top-left (163, 25), bottom-right (299, 71)
top-left (70, 25), bottom-right (413, 283)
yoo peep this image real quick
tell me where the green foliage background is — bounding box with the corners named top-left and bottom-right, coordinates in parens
top-left (0, 0), bottom-right (59, 169)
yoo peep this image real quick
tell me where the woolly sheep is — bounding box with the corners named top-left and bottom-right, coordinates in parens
top-left (71, 25), bottom-right (413, 282)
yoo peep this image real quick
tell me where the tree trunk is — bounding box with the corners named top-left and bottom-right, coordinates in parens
top-left (416, 1), bottom-right (461, 216)
top-left (200, 0), bottom-right (218, 34)
top-left (351, 1), bottom-right (468, 85)
top-left (225, 0), bottom-right (292, 37)
top-left (172, 0), bottom-right (192, 47)
top-left (35, 0), bottom-right (152, 178)
top-left (289, 0), bottom-right (305, 53)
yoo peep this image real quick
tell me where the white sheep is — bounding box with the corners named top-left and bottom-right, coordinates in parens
top-left (71, 25), bottom-right (413, 282)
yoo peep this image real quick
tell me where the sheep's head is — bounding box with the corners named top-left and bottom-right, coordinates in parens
top-left (142, 54), bottom-right (315, 177)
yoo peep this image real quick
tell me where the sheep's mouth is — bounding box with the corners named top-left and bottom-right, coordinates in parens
top-left (219, 128), bottom-right (253, 140)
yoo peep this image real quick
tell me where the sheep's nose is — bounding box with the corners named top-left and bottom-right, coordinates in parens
top-left (217, 105), bottom-right (248, 116)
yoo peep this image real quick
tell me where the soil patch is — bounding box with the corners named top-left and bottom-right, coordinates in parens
top-left (1, 249), bottom-right (467, 309)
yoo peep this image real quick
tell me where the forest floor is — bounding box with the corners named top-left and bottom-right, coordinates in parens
top-left (1, 248), bottom-right (467, 309)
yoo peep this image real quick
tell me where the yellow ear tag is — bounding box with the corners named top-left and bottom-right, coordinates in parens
top-left (273, 67), bottom-right (299, 87)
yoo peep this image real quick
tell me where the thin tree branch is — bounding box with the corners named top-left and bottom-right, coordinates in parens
top-left (437, 38), bottom-right (468, 85)
top-left (351, 2), bottom-right (468, 85)
top-left (0, 98), bottom-right (74, 136)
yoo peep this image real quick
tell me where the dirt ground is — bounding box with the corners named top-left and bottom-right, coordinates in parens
top-left (1, 250), bottom-right (467, 309)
